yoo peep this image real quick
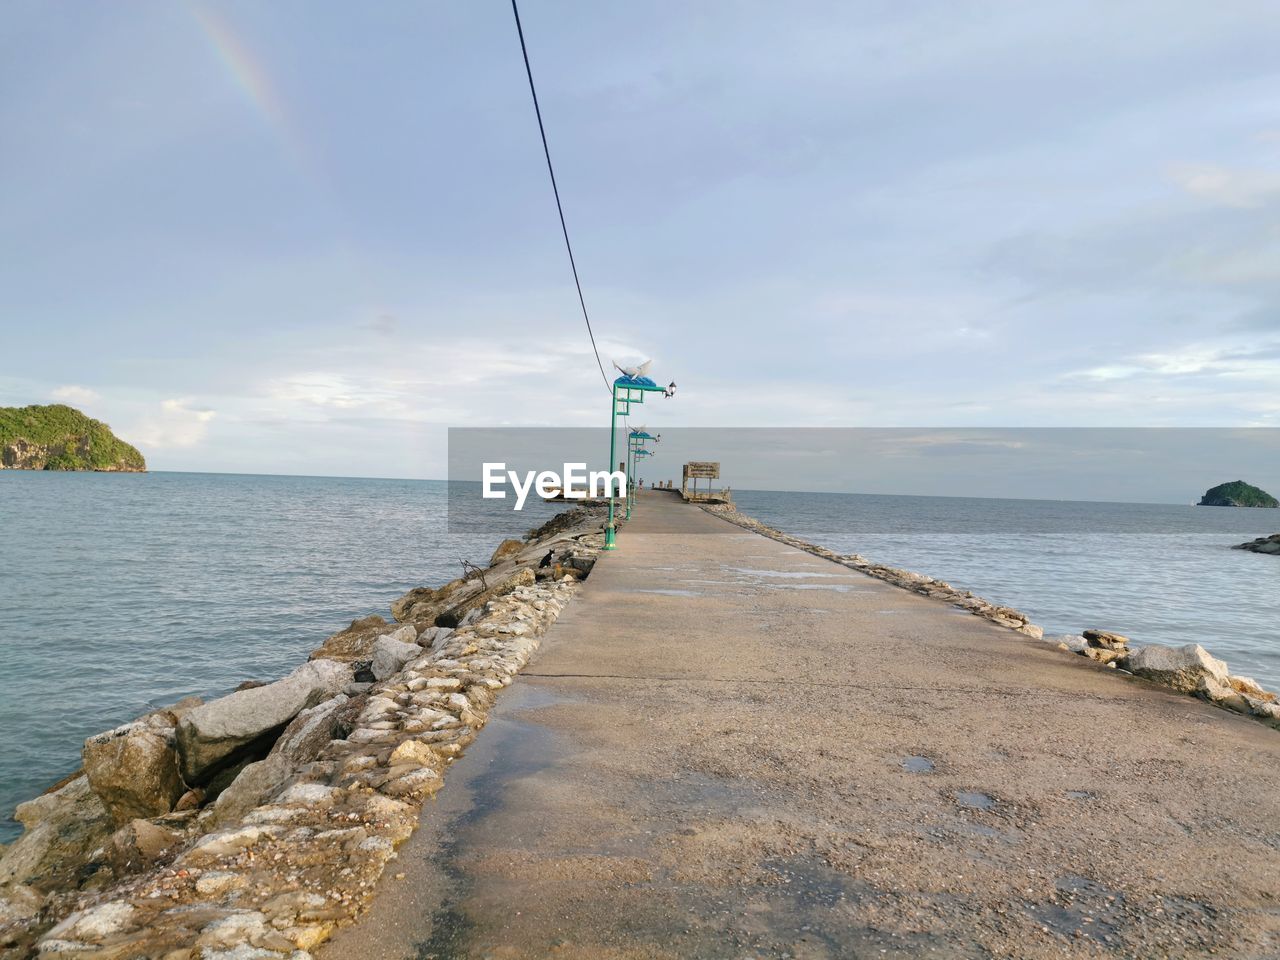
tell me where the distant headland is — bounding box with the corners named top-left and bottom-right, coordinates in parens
top-left (1198, 480), bottom-right (1277, 508)
top-left (0, 404), bottom-right (146, 472)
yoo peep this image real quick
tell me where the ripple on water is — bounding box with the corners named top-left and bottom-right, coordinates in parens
top-left (0, 473), bottom-right (570, 842)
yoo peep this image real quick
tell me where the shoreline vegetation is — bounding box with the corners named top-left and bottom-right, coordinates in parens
top-left (2, 500), bottom-right (1278, 958)
top-left (0, 405), bottom-right (145, 473)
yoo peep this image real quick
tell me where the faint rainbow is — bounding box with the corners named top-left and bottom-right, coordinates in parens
top-left (187, 3), bottom-right (324, 186)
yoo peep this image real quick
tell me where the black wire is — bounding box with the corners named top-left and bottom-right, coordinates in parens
top-left (510, 0), bottom-right (612, 392)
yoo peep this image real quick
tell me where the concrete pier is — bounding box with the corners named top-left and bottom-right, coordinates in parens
top-left (324, 493), bottom-right (1280, 959)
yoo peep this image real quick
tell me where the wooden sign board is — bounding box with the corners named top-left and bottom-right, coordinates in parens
top-left (684, 461), bottom-right (720, 479)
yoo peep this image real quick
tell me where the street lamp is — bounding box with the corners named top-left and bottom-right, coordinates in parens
top-left (626, 432), bottom-right (658, 519)
top-left (633, 447), bottom-right (654, 513)
top-left (606, 367), bottom-right (672, 550)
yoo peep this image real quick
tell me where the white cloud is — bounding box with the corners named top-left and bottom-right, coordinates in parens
top-left (1073, 342), bottom-right (1280, 383)
top-left (50, 384), bottom-right (101, 406)
top-left (248, 337), bottom-right (654, 428)
top-left (1168, 164), bottom-right (1280, 209)
top-left (265, 373), bottom-right (381, 412)
top-left (129, 399), bottom-right (216, 449)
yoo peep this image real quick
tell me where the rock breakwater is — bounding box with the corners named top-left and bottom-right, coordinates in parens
top-left (702, 502), bottom-right (1280, 731)
top-left (0, 505), bottom-right (608, 958)
top-left (1234, 532), bottom-right (1280, 554)
top-left (701, 503), bottom-right (1045, 639)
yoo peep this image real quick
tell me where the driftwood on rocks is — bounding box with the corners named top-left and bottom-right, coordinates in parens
top-left (389, 576), bottom-right (475, 625)
top-left (435, 568), bottom-right (536, 628)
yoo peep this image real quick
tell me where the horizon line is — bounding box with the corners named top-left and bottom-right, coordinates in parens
top-left (2, 468), bottom-right (1219, 508)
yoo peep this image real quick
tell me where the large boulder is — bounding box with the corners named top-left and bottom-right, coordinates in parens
top-left (525, 505), bottom-right (605, 541)
top-left (104, 818), bottom-right (184, 876)
top-left (1083, 629), bottom-right (1129, 651)
top-left (271, 694), bottom-right (353, 764)
top-left (563, 552), bottom-right (597, 575)
top-left (371, 635), bottom-right (421, 681)
top-left (391, 577), bottom-right (475, 625)
top-left (308, 614), bottom-right (391, 662)
top-left (206, 753), bottom-right (293, 829)
top-left (1234, 533), bottom-right (1280, 554)
top-left (0, 883), bottom-right (43, 925)
top-left (1229, 675), bottom-right (1277, 701)
top-left (176, 659), bottom-right (350, 784)
top-left (1125, 643), bottom-right (1229, 693)
top-left (418, 626), bottom-right (454, 652)
top-left (436, 568), bottom-right (536, 628)
top-left (203, 755), bottom-right (258, 803)
top-left (42, 900), bottom-right (138, 944)
top-left (489, 538), bottom-right (525, 566)
top-left (1, 775), bottom-right (113, 892)
top-left (82, 718), bottom-right (185, 825)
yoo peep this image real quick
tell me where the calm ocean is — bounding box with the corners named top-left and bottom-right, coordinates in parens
top-left (1, 474), bottom-right (1276, 840)
top-left (734, 488), bottom-right (1279, 687)
top-left (0, 472), bottom-right (563, 842)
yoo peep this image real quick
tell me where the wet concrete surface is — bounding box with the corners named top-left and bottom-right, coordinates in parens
top-left (324, 494), bottom-right (1280, 959)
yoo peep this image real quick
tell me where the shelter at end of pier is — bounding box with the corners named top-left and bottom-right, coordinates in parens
top-left (681, 461), bottom-right (732, 504)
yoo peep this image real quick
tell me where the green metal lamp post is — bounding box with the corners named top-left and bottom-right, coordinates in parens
top-left (626, 429), bottom-right (657, 519)
top-left (631, 447), bottom-right (655, 516)
top-left (605, 372), bottom-right (675, 550)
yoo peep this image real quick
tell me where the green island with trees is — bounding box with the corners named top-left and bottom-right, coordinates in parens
top-left (1198, 480), bottom-right (1278, 508)
top-left (0, 404), bottom-right (146, 472)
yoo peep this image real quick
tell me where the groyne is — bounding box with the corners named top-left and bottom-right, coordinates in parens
top-left (1235, 532), bottom-right (1280, 555)
top-left (702, 502), bottom-right (1280, 729)
top-left (318, 492), bottom-right (1280, 959)
top-left (0, 506), bottom-right (610, 958)
top-left (4, 494), bottom-right (1280, 958)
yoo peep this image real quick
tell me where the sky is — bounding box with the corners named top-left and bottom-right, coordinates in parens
top-left (3, 1), bottom-right (1280, 483)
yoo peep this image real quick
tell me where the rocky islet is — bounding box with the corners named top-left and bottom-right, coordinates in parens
top-left (1234, 532), bottom-right (1280, 555)
top-left (1198, 480), bottom-right (1278, 508)
top-left (0, 405), bottom-right (145, 473)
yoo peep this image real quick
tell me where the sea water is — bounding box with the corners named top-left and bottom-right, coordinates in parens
top-left (736, 489), bottom-right (1279, 691)
top-left (1, 475), bottom-right (1276, 840)
top-left (0, 472), bottom-right (563, 841)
